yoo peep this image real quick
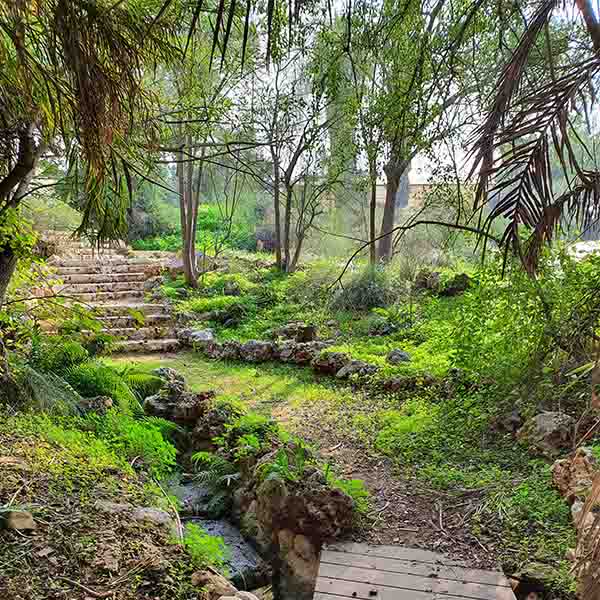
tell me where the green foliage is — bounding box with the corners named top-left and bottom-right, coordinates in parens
top-left (191, 452), bottom-right (240, 517)
top-left (324, 468), bottom-right (370, 515)
top-left (120, 369), bottom-right (164, 401)
top-left (64, 361), bottom-right (139, 412)
top-left (256, 446), bottom-right (308, 483)
top-left (89, 409), bottom-right (177, 477)
top-left (176, 295), bottom-right (250, 315)
top-left (182, 523), bottom-right (230, 572)
top-left (0, 208), bottom-right (37, 258)
top-left (332, 266), bottom-right (395, 311)
top-left (31, 337), bottom-right (89, 373)
top-left (215, 413), bottom-right (283, 453)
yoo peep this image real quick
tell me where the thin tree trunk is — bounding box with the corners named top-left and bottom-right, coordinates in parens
top-left (378, 160), bottom-right (408, 262)
top-left (283, 187), bottom-right (293, 272)
top-left (369, 165), bottom-right (377, 265)
top-left (272, 155), bottom-right (283, 269)
top-left (289, 232), bottom-right (305, 272)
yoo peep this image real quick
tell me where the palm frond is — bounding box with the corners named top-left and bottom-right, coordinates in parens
top-left (472, 32), bottom-right (600, 270)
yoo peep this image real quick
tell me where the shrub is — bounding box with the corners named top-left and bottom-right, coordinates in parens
top-left (176, 295), bottom-right (249, 315)
top-left (182, 523), bottom-right (230, 572)
top-left (90, 409), bottom-right (177, 477)
top-left (332, 266), bottom-right (395, 312)
top-left (64, 361), bottom-right (139, 412)
top-left (32, 337), bottom-right (89, 373)
top-left (326, 472), bottom-right (370, 515)
top-left (216, 413), bottom-right (282, 452)
top-left (120, 369), bottom-right (164, 401)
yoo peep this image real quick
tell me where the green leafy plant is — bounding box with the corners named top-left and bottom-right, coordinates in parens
top-left (256, 446), bottom-right (308, 483)
top-left (323, 466), bottom-right (370, 515)
top-left (332, 266), bottom-right (395, 312)
top-left (31, 337), bottom-right (89, 373)
top-left (191, 452), bottom-right (240, 517)
top-left (64, 361), bottom-right (139, 412)
top-left (182, 522), bottom-right (230, 572)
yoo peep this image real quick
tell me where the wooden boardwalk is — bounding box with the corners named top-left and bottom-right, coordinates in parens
top-left (314, 542), bottom-right (516, 600)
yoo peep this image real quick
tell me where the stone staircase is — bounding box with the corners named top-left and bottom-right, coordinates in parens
top-left (41, 237), bottom-right (180, 353)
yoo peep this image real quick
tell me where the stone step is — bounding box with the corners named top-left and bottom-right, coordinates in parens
top-left (114, 338), bottom-right (180, 353)
top-left (69, 290), bottom-right (144, 302)
top-left (100, 313), bottom-right (173, 327)
top-left (49, 257), bottom-right (154, 268)
top-left (102, 326), bottom-right (177, 341)
top-left (58, 272), bottom-right (147, 284)
top-left (51, 281), bottom-right (145, 294)
top-left (54, 263), bottom-right (157, 275)
top-left (93, 303), bottom-right (171, 316)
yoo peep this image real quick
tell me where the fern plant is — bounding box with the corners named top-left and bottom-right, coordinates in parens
top-left (256, 446), bottom-right (308, 483)
top-left (191, 452), bottom-right (241, 517)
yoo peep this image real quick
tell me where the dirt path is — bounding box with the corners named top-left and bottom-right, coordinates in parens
top-left (280, 399), bottom-right (501, 571)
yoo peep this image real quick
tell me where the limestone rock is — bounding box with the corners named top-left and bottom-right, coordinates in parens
top-left (79, 395), bottom-right (113, 415)
top-left (234, 592), bottom-right (260, 600)
top-left (270, 322), bottom-right (317, 343)
top-left (335, 360), bottom-right (377, 379)
top-left (191, 570), bottom-right (237, 598)
top-left (132, 507), bottom-right (175, 532)
top-left (95, 500), bottom-right (132, 515)
top-left (517, 412), bottom-right (574, 456)
top-left (144, 370), bottom-right (214, 425)
top-left (144, 275), bottom-right (164, 293)
top-left (3, 510), bottom-right (36, 531)
top-left (240, 340), bottom-right (277, 363)
top-left (311, 351), bottom-right (350, 375)
top-left (440, 273), bottom-right (471, 296)
top-left (571, 500), bottom-right (596, 535)
top-left (414, 270), bottom-right (441, 292)
top-left (179, 328), bottom-right (215, 346)
top-left (278, 341), bottom-right (329, 365)
top-left (205, 340), bottom-right (243, 361)
top-left (386, 349), bottom-right (411, 365)
top-left (552, 447), bottom-right (598, 502)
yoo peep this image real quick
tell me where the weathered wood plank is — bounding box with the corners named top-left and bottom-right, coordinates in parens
top-left (324, 542), bottom-right (468, 567)
top-left (313, 590), bottom-right (456, 600)
top-left (318, 563), bottom-right (511, 600)
top-left (315, 576), bottom-right (516, 600)
top-left (320, 549), bottom-right (511, 587)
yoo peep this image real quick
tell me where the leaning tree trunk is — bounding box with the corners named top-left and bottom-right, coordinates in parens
top-left (377, 159), bottom-right (409, 262)
top-left (283, 187), bottom-right (293, 272)
top-left (0, 246), bottom-right (17, 309)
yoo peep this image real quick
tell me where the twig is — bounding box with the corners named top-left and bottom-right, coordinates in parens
top-left (153, 478), bottom-right (184, 541)
top-left (58, 577), bottom-right (113, 599)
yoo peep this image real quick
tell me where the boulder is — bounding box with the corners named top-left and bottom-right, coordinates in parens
top-left (386, 349), bottom-right (411, 365)
top-left (491, 409), bottom-right (524, 434)
top-left (207, 340), bottom-right (243, 361)
top-left (144, 375), bottom-right (214, 425)
top-left (78, 395), bottom-right (113, 415)
top-left (270, 322), bottom-right (317, 343)
top-left (414, 270), bottom-right (441, 293)
top-left (571, 500), bottom-right (597, 535)
top-left (276, 529), bottom-right (319, 600)
top-left (191, 570), bottom-right (237, 599)
top-left (311, 351), bottom-right (351, 375)
top-left (179, 328), bottom-right (215, 346)
top-left (552, 447), bottom-right (598, 502)
top-left (278, 341), bottom-right (329, 365)
top-left (517, 411), bottom-right (574, 457)
top-left (440, 273), bottom-right (471, 296)
top-left (2, 510), bottom-right (36, 531)
top-left (153, 367), bottom-right (186, 386)
top-left (335, 360), bottom-right (377, 379)
top-left (240, 340), bottom-right (277, 363)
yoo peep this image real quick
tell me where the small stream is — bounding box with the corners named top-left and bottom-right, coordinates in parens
top-left (170, 479), bottom-right (271, 591)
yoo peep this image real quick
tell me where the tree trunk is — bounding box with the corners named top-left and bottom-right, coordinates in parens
top-left (378, 160), bottom-right (409, 262)
top-left (283, 187), bottom-right (293, 272)
top-left (272, 157), bottom-right (283, 270)
top-left (0, 246), bottom-right (17, 309)
top-left (369, 166), bottom-right (377, 265)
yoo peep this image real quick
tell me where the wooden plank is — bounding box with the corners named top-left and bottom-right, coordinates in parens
top-left (315, 576), bottom-right (516, 600)
top-left (324, 542), bottom-right (468, 567)
top-left (314, 590), bottom-right (456, 600)
top-left (318, 564), bottom-right (512, 600)
top-left (320, 550), bottom-right (510, 587)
